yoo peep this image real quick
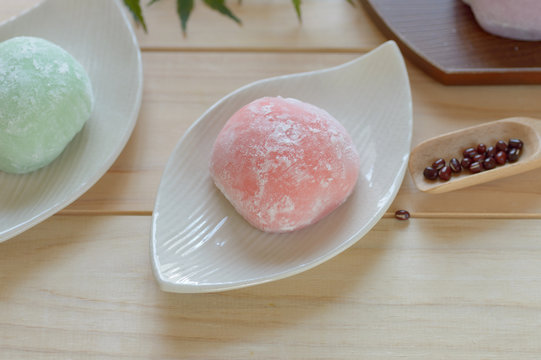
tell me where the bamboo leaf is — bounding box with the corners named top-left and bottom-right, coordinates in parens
top-left (129, 0), bottom-right (358, 34)
top-left (291, 0), bottom-right (301, 22)
top-left (203, 0), bottom-right (242, 25)
top-left (123, 0), bottom-right (147, 32)
top-left (177, 0), bottom-right (195, 35)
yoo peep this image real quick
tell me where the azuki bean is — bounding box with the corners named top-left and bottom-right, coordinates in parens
top-left (483, 157), bottom-right (497, 170)
top-left (463, 147), bottom-right (477, 158)
top-left (421, 138), bottom-right (523, 182)
top-left (486, 146), bottom-right (497, 158)
top-left (423, 166), bottom-right (439, 180)
top-left (449, 158), bottom-right (461, 173)
top-left (432, 158), bottom-right (445, 171)
top-left (473, 153), bottom-right (485, 163)
top-left (495, 151), bottom-right (507, 165)
top-left (477, 143), bottom-right (487, 154)
top-left (496, 140), bottom-right (508, 152)
top-left (395, 210), bottom-right (410, 220)
top-left (438, 166), bottom-right (452, 181)
top-left (508, 148), bottom-right (521, 162)
top-left (461, 157), bottom-right (473, 170)
top-left (469, 162), bottom-right (483, 173)
top-left (509, 138), bottom-right (523, 149)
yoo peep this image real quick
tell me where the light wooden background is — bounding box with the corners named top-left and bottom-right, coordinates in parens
top-left (2, 1), bottom-right (541, 359)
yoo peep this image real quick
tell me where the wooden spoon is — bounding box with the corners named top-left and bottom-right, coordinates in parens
top-left (409, 117), bottom-right (541, 194)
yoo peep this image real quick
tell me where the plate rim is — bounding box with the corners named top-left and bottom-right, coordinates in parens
top-left (151, 41), bottom-right (412, 293)
top-left (0, 0), bottom-right (143, 242)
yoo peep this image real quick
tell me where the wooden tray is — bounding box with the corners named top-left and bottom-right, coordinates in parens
top-left (360, 0), bottom-right (541, 85)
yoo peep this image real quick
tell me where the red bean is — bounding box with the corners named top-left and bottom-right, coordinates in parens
top-left (508, 148), bottom-right (521, 162)
top-left (449, 158), bottom-right (461, 173)
top-left (469, 162), bottom-right (483, 173)
top-left (432, 158), bottom-right (445, 171)
top-left (486, 146), bottom-right (497, 158)
top-left (463, 147), bottom-right (477, 158)
top-left (477, 143), bottom-right (487, 154)
top-left (421, 138), bottom-right (523, 182)
top-left (496, 140), bottom-right (508, 152)
top-left (438, 166), bottom-right (452, 181)
top-left (461, 157), bottom-right (473, 170)
top-left (509, 138), bottom-right (523, 149)
top-left (395, 210), bottom-right (410, 220)
top-left (423, 166), bottom-right (438, 180)
top-left (473, 153), bottom-right (485, 163)
top-left (495, 151), bottom-right (507, 165)
top-left (483, 157), bottom-right (497, 170)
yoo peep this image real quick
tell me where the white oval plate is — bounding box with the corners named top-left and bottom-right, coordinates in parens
top-left (0, 0), bottom-right (142, 242)
top-left (152, 41), bottom-right (412, 293)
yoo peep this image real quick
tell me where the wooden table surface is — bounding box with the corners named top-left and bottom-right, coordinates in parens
top-left (2, 1), bottom-right (541, 359)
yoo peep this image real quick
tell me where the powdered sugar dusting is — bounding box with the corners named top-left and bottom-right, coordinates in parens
top-left (210, 96), bottom-right (360, 232)
top-left (58, 62), bottom-right (70, 74)
top-left (0, 36), bottom-right (94, 174)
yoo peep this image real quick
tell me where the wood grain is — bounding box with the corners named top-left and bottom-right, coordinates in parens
top-left (0, 0), bottom-right (383, 53)
top-left (361, 0), bottom-right (541, 84)
top-left (133, 0), bottom-right (384, 52)
top-left (3, 216), bottom-right (541, 359)
top-left (3, 1), bottom-right (541, 358)
top-left (64, 52), bottom-right (541, 216)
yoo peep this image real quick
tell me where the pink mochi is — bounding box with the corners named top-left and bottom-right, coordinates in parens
top-left (209, 96), bottom-right (361, 233)
top-left (463, 0), bottom-right (541, 41)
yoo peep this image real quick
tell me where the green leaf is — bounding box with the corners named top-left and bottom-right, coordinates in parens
top-left (123, 0), bottom-right (147, 32)
top-left (291, 0), bottom-right (301, 22)
top-left (132, 0), bottom-right (358, 34)
top-left (177, 0), bottom-right (195, 35)
top-left (203, 0), bottom-right (242, 25)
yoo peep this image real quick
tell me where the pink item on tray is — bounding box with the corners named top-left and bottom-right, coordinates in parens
top-left (463, 0), bottom-right (541, 41)
top-left (210, 96), bottom-right (360, 233)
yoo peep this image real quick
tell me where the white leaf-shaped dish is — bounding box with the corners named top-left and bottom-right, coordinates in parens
top-left (0, 0), bottom-right (142, 242)
top-left (152, 41), bottom-right (412, 293)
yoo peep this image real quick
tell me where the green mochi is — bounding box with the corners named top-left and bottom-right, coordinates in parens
top-left (0, 36), bottom-right (93, 174)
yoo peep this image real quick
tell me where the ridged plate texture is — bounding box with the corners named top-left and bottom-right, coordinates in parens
top-left (152, 41), bottom-right (412, 293)
top-left (0, 0), bottom-right (143, 242)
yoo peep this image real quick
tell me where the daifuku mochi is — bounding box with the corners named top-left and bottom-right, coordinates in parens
top-left (210, 96), bottom-right (360, 233)
top-left (0, 36), bottom-right (93, 174)
top-left (463, 0), bottom-right (541, 41)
